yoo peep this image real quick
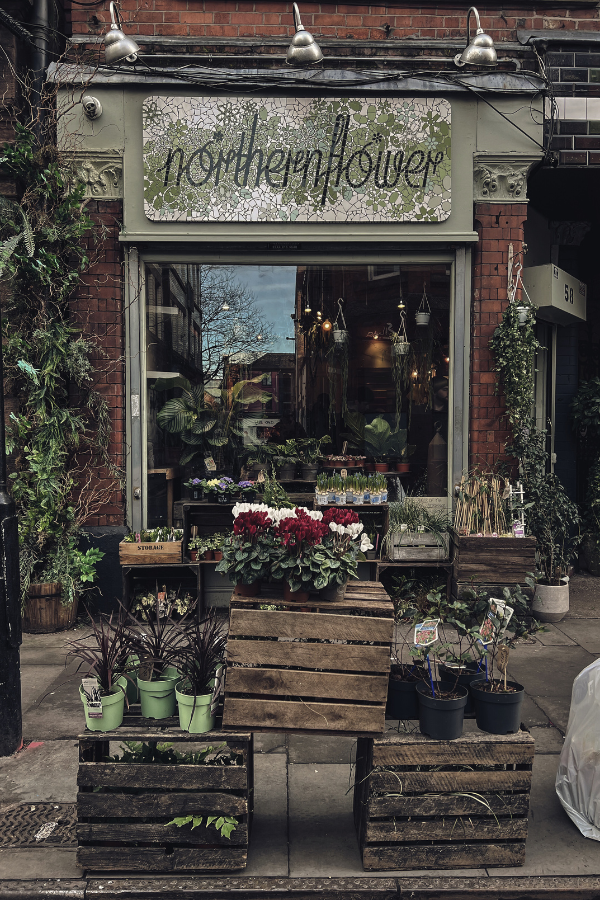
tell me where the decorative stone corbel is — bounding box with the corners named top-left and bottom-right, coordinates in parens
top-left (62, 150), bottom-right (123, 199)
top-left (473, 154), bottom-right (541, 204)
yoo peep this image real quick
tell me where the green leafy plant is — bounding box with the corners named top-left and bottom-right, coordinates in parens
top-left (489, 301), bottom-right (543, 432)
top-left (572, 378), bottom-right (600, 548)
top-left (216, 509), bottom-right (275, 586)
top-left (165, 814), bottom-right (238, 840)
top-left (109, 740), bottom-right (242, 766)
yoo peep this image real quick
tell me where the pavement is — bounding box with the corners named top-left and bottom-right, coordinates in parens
top-left (1, 574), bottom-right (600, 897)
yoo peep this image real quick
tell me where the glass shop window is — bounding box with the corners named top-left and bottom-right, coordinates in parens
top-left (144, 262), bottom-right (451, 526)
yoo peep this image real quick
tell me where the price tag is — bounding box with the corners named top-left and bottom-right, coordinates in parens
top-left (496, 645), bottom-right (510, 674)
top-left (205, 456), bottom-right (217, 472)
top-left (210, 665), bottom-right (224, 716)
top-left (479, 598), bottom-right (514, 645)
top-left (414, 619), bottom-right (440, 647)
top-left (257, 470), bottom-right (265, 483)
top-left (82, 678), bottom-right (103, 718)
top-left (340, 468), bottom-right (348, 479)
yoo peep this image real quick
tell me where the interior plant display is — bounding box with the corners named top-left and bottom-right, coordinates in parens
top-left (571, 377), bottom-right (600, 575)
top-left (172, 612), bottom-right (227, 733)
top-left (65, 612), bottom-right (132, 732)
top-left (1, 126), bottom-right (117, 632)
top-left (273, 441), bottom-right (300, 480)
top-left (415, 283), bottom-right (431, 326)
top-left (255, 471), bottom-right (295, 509)
top-left (215, 508), bottom-right (275, 595)
top-left (295, 435), bottom-right (331, 480)
top-left (131, 584), bottom-right (195, 621)
top-left (343, 413), bottom-right (407, 469)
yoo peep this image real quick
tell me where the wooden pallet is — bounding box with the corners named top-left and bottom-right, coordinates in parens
top-left (119, 541), bottom-right (183, 565)
top-left (76, 729), bottom-right (252, 872)
top-left (354, 729), bottom-right (534, 871)
top-left (451, 531), bottom-right (536, 585)
top-left (222, 581), bottom-right (394, 737)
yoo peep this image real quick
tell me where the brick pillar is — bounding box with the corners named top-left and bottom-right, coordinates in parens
top-left (470, 203), bottom-right (528, 469)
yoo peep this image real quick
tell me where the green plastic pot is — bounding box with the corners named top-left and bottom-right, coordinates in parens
top-left (176, 681), bottom-right (215, 734)
top-left (137, 675), bottom-right (177, 719)
top-left (79, 683), bottom-right (125, 732)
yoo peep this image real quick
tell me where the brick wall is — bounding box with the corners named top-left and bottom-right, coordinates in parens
top-left (71, 200), bottom-right (126, 527)
top-left (546, 51), bottom-right (600, 165)
top-left (470, 203), bottom-right (528, 469)
top-left (67, 1), bottom-right (600, 42)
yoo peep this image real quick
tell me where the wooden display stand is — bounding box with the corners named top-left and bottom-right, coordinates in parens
top-left (77, 728), bottom-right (253, 873)
top-left (223, 581), bottom-right (394, 737)
top-left (354, 729), bottom-right (534, 871)
top-left (452, 530), bottom-right (536, 587)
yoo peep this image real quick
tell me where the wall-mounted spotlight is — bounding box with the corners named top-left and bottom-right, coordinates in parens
top-left (104, 1), bottom-right (140, 65)
top-left (454, 7), bottom-right (497, 67)
top-left (286, 3), bottom-right (323, 67)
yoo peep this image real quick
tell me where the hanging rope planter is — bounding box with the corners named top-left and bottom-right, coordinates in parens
top-left (415, 283), bottom-right (431, 327)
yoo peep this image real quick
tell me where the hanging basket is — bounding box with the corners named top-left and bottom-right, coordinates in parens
top-left (516, 305), bottom-right (531, 326)
top-left (393, 340), bottom-right (410, 356)
top-left (416, 283), bottom-right (431, 327)
top-left (333, 327), bottom-right (348, 345)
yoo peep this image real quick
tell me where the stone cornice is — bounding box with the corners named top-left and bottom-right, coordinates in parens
top-left (473, 153), bottom-right (541, 204)
top-left (62, 150), bottom-right (123, 199)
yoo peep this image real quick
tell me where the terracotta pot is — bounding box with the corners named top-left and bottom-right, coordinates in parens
top-left (22, 583), bottom-right (77, 634)
top-left (374, 462), bottom-right (388, 473)
top-left (396, 462), bottom-right (410, 473)
top-left (189, 550), bottom-right (199, 561)
top-left (213, 550), bottom-right (223, 561)
top-left (202, 550), bottom-right (214, 561)
top-left (234, 581), bottom-right (260, 597)
top-left (284, 582), bottom-right (310, 603)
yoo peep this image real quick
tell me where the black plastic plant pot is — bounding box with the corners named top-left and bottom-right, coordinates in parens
top-left (438, 662), bottom-right (485, 717)
top-left (416, 681), bottom-right (468, 740)
top-left (470, 680), bottom-right (525, 735)
top-left (386, 676), bottom-right (422, 720)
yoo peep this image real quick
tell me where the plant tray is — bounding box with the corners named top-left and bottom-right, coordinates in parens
top-left (451, 530), bottom-right (536, 584)
top-left (389, 531), bottom-right (450, 561)
top-left (76, 729), bottom-right (252, 872)
top-left (222, 581), bottom-right (394, 737)
top-left (119, 541), bottom-right (183, 566)
top-left (354, 729), bottom-right (534, 871)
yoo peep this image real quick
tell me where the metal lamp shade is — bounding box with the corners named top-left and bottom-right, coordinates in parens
top-left (286, 3), bottom-right (323, 66)
top-left (454, 7), bottom-right (497, 67)
top-left (105, 27), bottom-right (139, 65)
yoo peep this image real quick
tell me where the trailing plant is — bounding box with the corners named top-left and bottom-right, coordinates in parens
top-left (489, 300), bottom-right (542, 433)
top-left (165, 814), bottom-right (238, 840)
top-left (256, 470), bottom-right (295, 509)
top-left (1, 119), bottom-right (118, 610)
top-left (572, 377), bottom-right (600, 545)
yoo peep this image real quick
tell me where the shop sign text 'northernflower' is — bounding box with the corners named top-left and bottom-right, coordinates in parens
top-left (143, 96), bottom-right (451, 223)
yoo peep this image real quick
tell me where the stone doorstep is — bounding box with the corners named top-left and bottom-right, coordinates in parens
top-left (3, 875), bottom-right (600, 899)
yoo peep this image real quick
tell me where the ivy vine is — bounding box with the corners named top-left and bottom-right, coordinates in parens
top-left (488, 300), bottom-right (542, 433)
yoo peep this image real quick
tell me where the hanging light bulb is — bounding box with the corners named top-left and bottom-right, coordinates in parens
top-left (397, 300), bottom-right (405, 310)
top-left (222, 302), bottom-right (230, 311)
top-left (316, 310), bottom-right (322, 319)
top-left (322, 319), bottom-right (332, 331)
top-left (305, 305), bottom-right (312, 314)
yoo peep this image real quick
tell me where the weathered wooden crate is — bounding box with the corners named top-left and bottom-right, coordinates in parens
top-left (223, 581), bottom-right (394, 737)
top-left (389, 531), bottom-right (450, 561)
top-left (119, 540), bottom-right (183, 565)
top-left (76, 729), bottom-right (252, 872)
top-left (354, 729), bottom-right (534, 871)
top-left (451, 531), bottom-right (536, 585)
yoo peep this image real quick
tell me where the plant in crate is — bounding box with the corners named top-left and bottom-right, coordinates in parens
top-left (316, 507), bottom-right (372, 600)
top-left (270, 508), bottom-right (329, 600)
top-left (65, 612), bottom-right (133, 732)
top-left (216, 509), bottom-right (275, 596)
top-left (172, 611), bottom-right (227, 733)
top-left (383, 500), bottom-right (450, 561)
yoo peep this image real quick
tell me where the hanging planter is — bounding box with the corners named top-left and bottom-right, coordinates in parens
top-left (393, 339), bottom-right (410, 356)
top-left (332, 297), bottom-right (349, 345)
top-left (415, 283), bottom-right (431, 326)
top-left (516, 305), bottom-right (531, 326)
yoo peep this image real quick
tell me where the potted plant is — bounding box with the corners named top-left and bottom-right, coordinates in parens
top-left (385, 577), bottom-right (427, 720)
top-left (317, 507), bottom-right (372, 600)
top-left (237, 480), bottom-right (257, 502)
top-left (187, 535), bottom-right (207, 561)
top-left (216, 508), bottom-right (274, 596)
top-left (296, 435), bottom-right (332, 480)
top-left (126, 600), bottom-right (189, 720)
top-left (173, 612), bottom-right (227, 733)
top-left (184, 477), bottom-right (204, 500)
top-left (271, 508), bottom-right (329, 602)
top-left (415, 284), bottom-right (431, 326)
top-left (383, 500), bottom-right (450, 561)
top-left (65, 612), bottom-right (131, 732)
top-left (274, 441), bottom-right (300, 481)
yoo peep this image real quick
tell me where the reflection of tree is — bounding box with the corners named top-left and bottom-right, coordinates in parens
top-left (200, 266), bottom-right (275, 382)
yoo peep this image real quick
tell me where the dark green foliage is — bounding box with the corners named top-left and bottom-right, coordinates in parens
top-left (489, 301), bottom-right (542, 432)
top-left (572, 378), bottom-right (600, 544)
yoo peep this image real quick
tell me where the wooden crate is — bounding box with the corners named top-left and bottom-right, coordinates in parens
top-left (119, 541), bottom-right (183, 565)
top-left (452, 531), bottom-right (536, 585)
top-left (222, 581), bottom-right (394, 737)
top-left (389, 531), bottom-right (450, 561)
top-left (76, 729), bottom-right (252, 872)
top-left (354, 729), bottom-right (534, 871)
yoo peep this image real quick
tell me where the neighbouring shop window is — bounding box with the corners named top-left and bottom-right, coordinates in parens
top-left (143, 262), bottom-right (451, 526)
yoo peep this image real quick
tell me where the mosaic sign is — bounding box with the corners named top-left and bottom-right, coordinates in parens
top-left (142, 96), bottom-right (451, 223)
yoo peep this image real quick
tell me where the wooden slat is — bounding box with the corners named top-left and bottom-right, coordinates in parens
top-left (361, 841), bottom-right (525, 871)
top-left (76, 846), bottom-right (247, 871)
top-left (77, 791), bottom-right (247, 818)
top-left (364, 817), bottom-right (528, 843)
top-left (222, 697), bottom-right (384, 734)
top-left (77, 762), bottom-right (247, 791)
top-left (368, 769), bottom-right (532, 794)
top-left (229, 608), bottom-right (393, 644)
top-left (77, 731), bottom-right (251, 743)
top-left (229, 591), bottom-right (393, 615)
top-left (367, 792), bottom-right (530, 818)
top-left (225, 668), bottom-right (388, 703)
top-left (77, 822), bottom-right (248, 846)
top-left (453, 536), bottom-right (536, 551)
top-left (371, 736), bottom-right (534, 767)
top-left (226, 639), bottom-right (390, 673)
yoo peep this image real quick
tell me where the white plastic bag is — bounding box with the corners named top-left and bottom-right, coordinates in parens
top-left (555, 658), bottom-right (600, 840)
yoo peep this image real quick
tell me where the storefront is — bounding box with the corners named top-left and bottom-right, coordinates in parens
top-left (55, 69), bottom-right (545, 599)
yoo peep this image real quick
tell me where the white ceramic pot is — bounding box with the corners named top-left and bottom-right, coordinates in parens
top-left (532, 581), bottom-right (569, 622)
top-left (415, 312), bottom-right (430, 326)
top-left (516, 306), bottom-right (530, 326)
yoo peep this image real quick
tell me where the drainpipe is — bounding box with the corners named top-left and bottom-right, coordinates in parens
top-left (31, 0), bottom-right (49, 143)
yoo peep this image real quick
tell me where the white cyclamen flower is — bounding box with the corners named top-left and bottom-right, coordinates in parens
top-left (360, 535), bottom-right (374, 552)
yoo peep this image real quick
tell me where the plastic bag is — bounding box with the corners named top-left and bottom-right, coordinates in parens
top-left (555, 658), bottom-right (600, 840)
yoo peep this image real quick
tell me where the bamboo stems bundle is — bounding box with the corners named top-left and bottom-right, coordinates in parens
top-left (454, 472), bottom-right (509, 535)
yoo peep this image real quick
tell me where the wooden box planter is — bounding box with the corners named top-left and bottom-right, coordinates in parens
top-left (22, 582), bottom-right (78, 634)
top-left (76, 729), bottom-right (252, 872)
top-left (389, 531), bottom-right (450, 562)
top-left (222, 581), bottom-right (394, 737)
top-left (354, 729), bottom-right (534, 871)
top-left (451, 531), bottom-right (536, 585)
top-left (119, 541), bottom-right (183, 566)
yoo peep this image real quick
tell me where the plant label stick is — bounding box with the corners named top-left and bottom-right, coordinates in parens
top-left (414, 619), bottom-right (440, 647)
top-left (82, 678), bottom-right (103, 718)
top-left (497, 645), bottom-right (510, 691)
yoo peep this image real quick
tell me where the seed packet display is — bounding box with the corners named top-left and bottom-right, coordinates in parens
top-left (479, 598), bottom-right (514, 645)
top-left (414, 619), bottom-right (440, 648)
top-left (81, 677), bottom-right (103, 718)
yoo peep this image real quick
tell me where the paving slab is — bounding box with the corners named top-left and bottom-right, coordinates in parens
top-left (22, 664), bottom-right (86, 741)
top-left (254, 733), bottom-right (287, 754)
top-left (556, 620), bottom-right (600, 654)
top-left (508, 645), bottom-right (594, 698)
top-left (534, 625), bottom-right (577, 647)
top-left (563, 575), bottom-right (600, 618)
top-left (487, 754), bottom-right (600, 876)
top-left (528, 695), bottom-right (573, 735)
top-left (0, 741), bottom-right (79, 806)
top-left (528, 725), bottom-right (565, 754)
top-left (0, 848), bottom-right (83, 879)
top-left (288, 735), bottom-right (357, 765)
top-left (519, 694), bottom-right (553, 729)
top-left (246, 752), bottom-right (288, 876)
top-left (20, 666), bottom-right (68, 714)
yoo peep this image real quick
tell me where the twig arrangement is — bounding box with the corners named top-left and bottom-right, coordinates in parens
top-left (454, 472), bottom-right (508, 536)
